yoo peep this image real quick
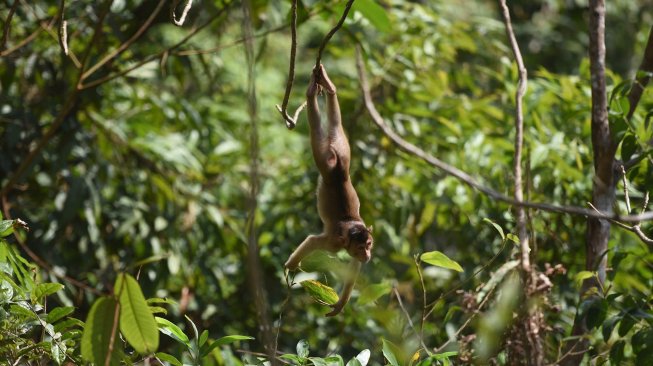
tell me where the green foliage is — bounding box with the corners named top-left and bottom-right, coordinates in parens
top-left (1, 0), bottom-right (653, 364)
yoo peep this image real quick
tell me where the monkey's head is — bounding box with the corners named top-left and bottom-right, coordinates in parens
top-left (344, 222), bottom-right (374, 263)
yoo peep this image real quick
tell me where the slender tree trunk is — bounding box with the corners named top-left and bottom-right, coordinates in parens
top-left (563, 1), bottom-right (616, 364)
top-left (241, 0), bottom-right (276, 362)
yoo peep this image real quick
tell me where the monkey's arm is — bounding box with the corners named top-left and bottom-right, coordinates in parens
top-left (325, 259), bottom-right (361, 317)
top-left (285, 234), bottom-right (329, 270)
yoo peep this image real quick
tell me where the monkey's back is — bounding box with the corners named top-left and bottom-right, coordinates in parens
top-left (317, 169), bottom-right (362, 231)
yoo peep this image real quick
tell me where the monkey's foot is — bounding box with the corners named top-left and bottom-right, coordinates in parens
top-left (314, 64), bottom-right (337, 95)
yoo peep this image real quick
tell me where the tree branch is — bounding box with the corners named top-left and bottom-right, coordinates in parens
top-left (80, 0), bottom-right (166, 82)
top-left (354, 48), bottom-right (653, 224)
top-left (314, 0), bottom-right (355, 68)
top-left (275, 0), bottom-right (305, 129)
top-left (627, 25), bottom-right (653, 121)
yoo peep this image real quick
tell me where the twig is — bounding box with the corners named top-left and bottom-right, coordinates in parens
top-left (499, 0), bottom-right (530, 273)
top-left (314, 0), bottom-right (355, 68)
top-left (105, 299), bottom-right (121, 366)
top-left (79, 1), bottom-right (233, 90)
top-left (57, 0), bottom-right (68, 55)
top-left (171, 0), bottom-right (194, 26)
top-left (434, 286), bottom-right (496, 353)
top-left (1, 196), bottom-right (103, 295)
top-left (621, 166), bottom-right (632, 214)
top-left (81, 0), bottom-right (166, 82)
top-left (414, 256), bottom-right (427, 343)
top-left (276, 0), bottom-right (304, 129)
top-left (393, 287), bottom-right (429, 354)
top-left (627, 25), bottom-right (653, 121)
top-left (1, 0), bottom-right (19, 51)
top-left (354, 48), bottom-right (653, 224)
top-left (0, 17), bottom-right (52, 58)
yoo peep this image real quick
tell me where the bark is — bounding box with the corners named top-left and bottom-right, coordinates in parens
top-left (563, 1), bottom-right (616, 364)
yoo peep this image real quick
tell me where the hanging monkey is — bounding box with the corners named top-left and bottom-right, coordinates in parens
top-left (285, 65), bottom-right (374, 317)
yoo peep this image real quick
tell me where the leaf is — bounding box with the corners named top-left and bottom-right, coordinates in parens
top-left (32, 283), bottom-right (65, 303)
top-left (0, 220), bottom-right (13, 237)
top-left (483, 218), bottom-right (505, 240)
top-left (382, 339), bottom-right (401, 366)
top-left (201, 335), bottom-right (254, 357)
top-left (574, 271), bottom-right (596, 287)
top-left (352, 0), bottom-right (391, 33)
top-left (115, 273), bottom-right (159, 354)
top-left (46, 306), bottom-right (75, 324)
top-left (602, 316), bottom-right (620, 342)
top-left (81, 297), bottom-right (121, 366)
top-left (300, 280), bottom-right (339, 305)
top-left (199, 329), bottom-right (209, 347)
top-left (155, 352), bottom-right (182, 366)
top-left (354, 349), bottom-right (370, 366)
top-left (156, 316), bottom-right (190, 345)
top-left (358, 282), bottom-right (392, 305)
top-left (610, 340), bottom-right (625, 365)
top-left (420, 251), bottom-right (463, 272)
top-left (297, 339), bottom-right (309, 358)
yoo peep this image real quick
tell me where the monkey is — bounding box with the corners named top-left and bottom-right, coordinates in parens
top-left (285, 64), bottom-right (374, 317)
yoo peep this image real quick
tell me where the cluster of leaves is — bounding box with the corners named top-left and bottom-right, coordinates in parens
top-left (1, 214), bottom-right (252, 364)
top-left (2, 0), bottom-right (653, 364)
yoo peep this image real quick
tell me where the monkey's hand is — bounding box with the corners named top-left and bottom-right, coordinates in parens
top-left (314, 64), bottom-right (336, 95)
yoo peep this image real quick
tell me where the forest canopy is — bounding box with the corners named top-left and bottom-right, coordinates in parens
top-left (1, 0), bottom-right (653, 365)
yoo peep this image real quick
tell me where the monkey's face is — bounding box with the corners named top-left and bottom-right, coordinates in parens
top-left (346, 226), bottom-right (374, 263)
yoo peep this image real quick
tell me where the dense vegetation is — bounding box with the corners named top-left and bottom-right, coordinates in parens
top-left (1, 0), bottom-right (653, 364)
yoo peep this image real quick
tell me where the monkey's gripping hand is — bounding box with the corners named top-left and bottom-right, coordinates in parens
top-left (324, 260), bottom-right (361, 317)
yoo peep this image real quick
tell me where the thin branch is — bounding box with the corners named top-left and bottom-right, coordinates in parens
top-left (171, 0), bottom-right (193, 26)
top-left (414, 257), bottom-right (427, 343)
top-left (1, 196), bottom-right (103, 295)
top-left (314, 0), bottom-right (355, 68)
top-left (1, 0), bottom-right (112, 197)
top-left (354, 49), bottom-right (653, 224)
top-left (627, 25), bottom-right (653, 121)
top-left (276, 0), bottom-right (303, 129)
top-left (58, 0), bottom-right (68, 55)
top-left (105, 300), bottom-right (121, 366)
top-left (79, 2), bottom-right (233, 90)
top-left (434, 286), bottom-right (496, 353)
top-left (0, 17), bottom-right (52, 57)
top-left (81, 0), bottom-right (166, 82)
top-left (499, 0), bottom-right (530, 273)
top-left (1, 0), bottom-right (19, 51)
top-left (393, 287), bottom-right (429, 354)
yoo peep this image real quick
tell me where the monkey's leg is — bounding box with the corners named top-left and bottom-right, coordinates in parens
top-left (315, 65), bottom-right (350, 171)
top-left (325, 259), bottom-right (361, 317)
top-left (285, 234), bottom-right (329, 270)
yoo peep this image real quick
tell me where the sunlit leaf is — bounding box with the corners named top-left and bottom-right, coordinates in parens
top-left (116, 274), bottom-right (159, 354)
top-left (382, 339), bottom-right (401, 366)
top-left (420, 251), bottom-right (463, 272)
top-left (81, 297), bottom-right (121, 365)
top-left (300, 280), bottom-right (339, 305)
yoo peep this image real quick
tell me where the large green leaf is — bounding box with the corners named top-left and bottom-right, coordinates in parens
top-left (352, 0), bottom-right (391, 33)
top-left (420, 251), bottom-right (463, 272)
top-left (156, 316), bottom-right (190, 345)
top-left (115, 273), bottom-right (159, 354)
top-left (382, 339), bottom-right (401, 366)
top-left (31, 283), bottom-right (65, 303)
top-left (300, 280), bottom-right (339, 305)
top-left (81, 296), bottom-right (121, 366)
